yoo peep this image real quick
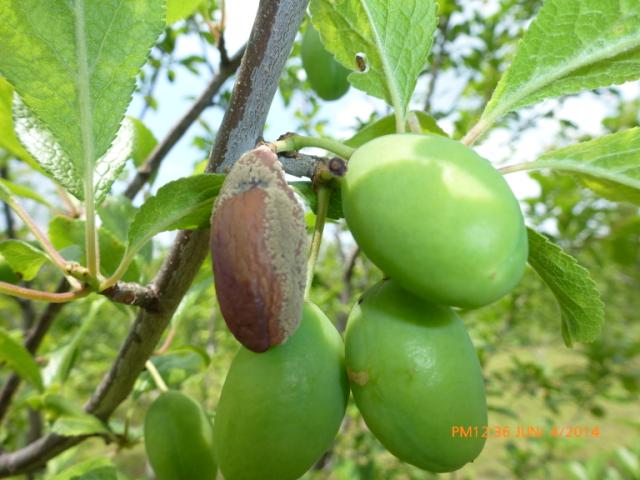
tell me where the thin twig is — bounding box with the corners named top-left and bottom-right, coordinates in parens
top-left (0, 279), bottom-right (69, 424)
top-left (217, 0), bottom-right (229, 66)
top-left (124, 45), bottom-right (246, 200)
top-left (276, 152), bottom-right (322, 179)
top-left (336, 245), bottom-right (360, 333)
top-left (154, 327), bottom-right (176, 355)
top-left (424, 14), bottom-right (450, 113)
top-left (305, 187), bottom-right (330, 299)
top-left (1, 165), bottom-right (15, 238)
top-left (55, 185), bottom-right (80, 218)
top-left (0, 282), bottom-right (88, 303)
top-left (0, 164), bottom-right (36, 321)
top-left (99, 282), bottom-right (160, 311)
top-left (5, 199), bottom-right (70, 276)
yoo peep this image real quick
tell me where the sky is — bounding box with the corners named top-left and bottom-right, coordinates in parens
top-left (128, 0), bottom-right (640, 209)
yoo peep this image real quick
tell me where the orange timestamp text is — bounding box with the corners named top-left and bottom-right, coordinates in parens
top-left (451, 425), bottom-right (601, 439)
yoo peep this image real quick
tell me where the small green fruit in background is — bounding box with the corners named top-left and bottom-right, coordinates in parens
top-left (213, 302), bottom-right (349, 480)
top-left (341, 133), bottom-right (528, 309)
top-left (345, 280), bottom-right (488, 473)
top-left (301, 22), bottom-right (350, 101)
top-left (144, 390), bottom-right (217, 480)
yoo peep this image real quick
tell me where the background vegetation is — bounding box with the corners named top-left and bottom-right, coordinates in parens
top-left (1, 0), bottom-right (639, 478)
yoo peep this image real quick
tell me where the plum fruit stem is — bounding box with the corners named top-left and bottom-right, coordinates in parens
top-left (273, 134), bottom-right (355, 160)
top-left (145, 360), bottom-right (169, 393)
top-left (305, 186), bottom-right (330, 299)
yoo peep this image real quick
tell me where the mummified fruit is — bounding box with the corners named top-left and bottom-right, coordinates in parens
top-left (213, 302), bottom-right (349, 480)
top-left (345, 280), bottom-right (487, 473)
top-left (144, 391), bottom-right (217, 480)
top-left (210, 146), bottom-right (308, 352)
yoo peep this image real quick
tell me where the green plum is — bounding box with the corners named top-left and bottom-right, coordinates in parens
top-left (341, 133), bottom-right (528, 309)
top-left (144, 390), bottom-right (217, 480)
top-left (345, 280), bottom-right (488, 472)
top-left (301, 23), bottom-right (350, 101)
top-left (213, 302), bottom-right (349, 480)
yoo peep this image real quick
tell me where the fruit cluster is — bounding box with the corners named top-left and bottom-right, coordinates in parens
top-left (340, 133), bottom-right (527, 473)
top-left (143, 133), bottom-right (527, 479)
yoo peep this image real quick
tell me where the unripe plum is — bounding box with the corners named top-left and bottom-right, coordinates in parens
top-left (213, 302), bottom-right (349, 480)
top-left (341, 133), bottom-right (528, 308)
top-left (345, 280), bottom-right (488, 472)
top-left (301, 23), bottom-right (350, 101)
top-left (144, 391), bottom-right (217, 480)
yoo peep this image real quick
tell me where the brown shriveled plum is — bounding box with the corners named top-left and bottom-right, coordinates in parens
top-left (210, 146), bottom-right (308, 352)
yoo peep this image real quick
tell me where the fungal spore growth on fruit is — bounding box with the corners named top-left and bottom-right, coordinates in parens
top-left (211, 146), bottom-right (308, 352)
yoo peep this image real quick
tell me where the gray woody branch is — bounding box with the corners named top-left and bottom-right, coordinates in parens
top-left (0, 0), bottom-right (309, 475)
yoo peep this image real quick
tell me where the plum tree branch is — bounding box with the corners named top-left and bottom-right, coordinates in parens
top-left (99, 281), bottom-right (160, 310)
top-left (0, 0), bottom-right (308, 475)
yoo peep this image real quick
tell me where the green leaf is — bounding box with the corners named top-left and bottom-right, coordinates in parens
top-left (51, 414), bottom-right (109, 437)
top-left (14, 101), bottom-right (137, 206)
top-left (43, 299), bottom-right (105, 387)
top-left (480, 0), bottom-right (640, 131)
top-left (0, 178), bottom-right (51, 207)
top-left (98, 195), bottom-right (138, 243)
top-left (49, 458), bottom-right (117, 480)
top-left (0, 256), bottom-right (20, 284)
top-left (0, 327), bottom-right (43, 391)
top-left (167, 0), bottom-right (205, 24)
top-left (517, 128), bottom-right (640, 204)
top-left (49, 216), bottom-right (140, 282)
top-left (0, 240), bottom-right (51, 281)
top-left (344, 111), bottom-right (447, 149)
top-left (309, 0), bottom-right (437, 127)
top-left (129, 117), bottom-right (158, 168)
top-left (0, 76), bottom-right (37, 168)
top-left (527, 228), bottom-right (604, 347)
top-left (0, 1), bottom-right (165, 203)
top-left (135, 347), bottom-right (209, 395)
top-left (40, 394), bottom-right (108, 437)
top-left (614, 447), bottom-right (640, 478)
top-left (126, 174), bottom-right (224, 257)
top-left (291, 181), bottom-right (343, 220)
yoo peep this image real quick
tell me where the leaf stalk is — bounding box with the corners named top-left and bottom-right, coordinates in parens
top-left (273, 134), bottom-right (355, 159)
top-left (304, 186), bottom-right (330, 299)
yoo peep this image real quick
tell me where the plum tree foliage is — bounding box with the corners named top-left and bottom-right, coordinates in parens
top-left (0, 0), bottom-right (639, 479)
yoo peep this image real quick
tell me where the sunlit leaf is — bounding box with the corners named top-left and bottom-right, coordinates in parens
top-left (0, 240), bottom-right (51, 281)
top-left (309, 0), bottom-right (437, 126)
top-left (479, 0), bottom-right (640, 134)
top-left (515, 128), bottom-right (640, 204)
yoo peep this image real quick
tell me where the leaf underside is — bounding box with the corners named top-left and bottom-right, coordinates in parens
top-left (527, 228), bottom-right (604, 347)
top-left (528, 128), bottom-right (640, 205)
